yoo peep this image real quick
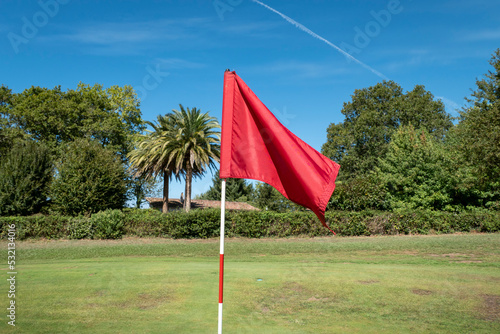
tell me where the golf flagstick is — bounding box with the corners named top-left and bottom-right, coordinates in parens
top-left (218, 179), bottom-right (226, 334)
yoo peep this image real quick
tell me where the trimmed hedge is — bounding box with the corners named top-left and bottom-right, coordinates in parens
top-left (1, 209), bottom-right (499, 240)
top-left (0, 215), bottom-right (68, 240)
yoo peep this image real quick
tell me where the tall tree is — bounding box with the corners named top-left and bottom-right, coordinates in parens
top-left (0, 85), bottom-right (24, 158)
top-left (322, 81), bottom-right (452, 178)
top-left (455, 49), bottom-right (500, 201)
top-left (168, 105), bottom-right (220, 212)
top-left (128, 114), bottom-right (181, 213)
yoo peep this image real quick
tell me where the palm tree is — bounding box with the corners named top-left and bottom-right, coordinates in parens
top-left (168, 105), bottom-right (220, 212)
top-left (128, 114), bottom-right (181, 213)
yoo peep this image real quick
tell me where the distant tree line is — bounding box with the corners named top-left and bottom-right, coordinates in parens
top-left (1, 49), bottom-right (498, 217)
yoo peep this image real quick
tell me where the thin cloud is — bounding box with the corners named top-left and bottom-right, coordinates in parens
top-left (65, 29), bottom-right (161, 45)
top-left (37, 17), bottom-right (282, 55)
top-left (55, 21), bottom-right (195, 45)
top-left (35, 18), bottom-right (214, 56)
top-left (44, 18), bottom-right (209, 45)
top-left (461, 29), bottom-right (500, 41)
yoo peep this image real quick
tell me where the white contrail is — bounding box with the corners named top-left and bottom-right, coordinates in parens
top-left (251, 0), bottom-right (389, 80)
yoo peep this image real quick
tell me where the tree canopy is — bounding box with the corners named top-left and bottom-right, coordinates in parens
top-left (5, 83), bottom-right (143, 158)
top-left (457, 50), bottom-right (500, 188)
top-left (322, 81), bottom-right (453, 179)
top-left (0, 85), bottom-right (25, 157)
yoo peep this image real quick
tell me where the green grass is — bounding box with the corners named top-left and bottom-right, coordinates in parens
top-left (1, 234), bottom-right (499, 333)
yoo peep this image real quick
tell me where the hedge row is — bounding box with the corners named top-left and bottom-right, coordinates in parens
top-left (1, 208), bottom-right (499, 240)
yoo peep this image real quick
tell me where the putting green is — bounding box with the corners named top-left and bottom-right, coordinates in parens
top-left (1, 234), bottom-right (499, 333)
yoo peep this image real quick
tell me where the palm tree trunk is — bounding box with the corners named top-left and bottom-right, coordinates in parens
top-left (185, 165), bottom-right (192, 212)
top-left (162, 170), bottom-right (169, 213)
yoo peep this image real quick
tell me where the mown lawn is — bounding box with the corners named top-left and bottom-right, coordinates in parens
top-left (1, 233), bottom-right (499, 333)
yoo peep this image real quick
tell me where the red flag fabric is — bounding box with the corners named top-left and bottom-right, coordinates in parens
top-left (220, 71), bottom-right (340, 233)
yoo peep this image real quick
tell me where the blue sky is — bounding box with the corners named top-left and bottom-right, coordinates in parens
top-left (2, 0), bottom-right (499, 201)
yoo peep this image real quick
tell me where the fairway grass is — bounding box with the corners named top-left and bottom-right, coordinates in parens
top-left (1, 234), bottom-right (499, 333)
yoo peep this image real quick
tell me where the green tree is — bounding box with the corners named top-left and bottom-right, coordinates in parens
top-left (322, 81), bottom-right (452, 179)
top-left (7, 83), bottom-right (143, 159)
top-left (198, 170), bottom-right (253, 202)
top-left (253, 182), bottom-right (304, 212)
top-left (106, 85), bottom-right (144, 136)
top-left (0, 140), bottom-right (53, 216)
top-left (50, 138), bottom-right (127, 216)
top-left (0, 85), bottom-right (13, 157)
top-left (376, 125), bottom-right (454, 211)
top-left (128, 174), bottom-right (159, 209)
top-left (454, 49), bottom-right (500, 207)
top-left (10, 86), bottom-right (82, 150)
top-left (128, 114), bottom-right (181, 213)
top-left (0, 86), bottom-right (30, 159)
top-left (167, 105), bottom-right (220, 212)
top-left (443, 127), bottom-right (484, 209)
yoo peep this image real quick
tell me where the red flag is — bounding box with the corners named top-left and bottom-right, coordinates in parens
top-left (220, 71), bottom-right (340, 233)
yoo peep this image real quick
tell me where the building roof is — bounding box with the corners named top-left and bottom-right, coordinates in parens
top-left (145, 198), bottom-right (260, 211)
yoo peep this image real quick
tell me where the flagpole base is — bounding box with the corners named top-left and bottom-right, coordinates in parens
top-left (218, 303), bottom-right (223, 334)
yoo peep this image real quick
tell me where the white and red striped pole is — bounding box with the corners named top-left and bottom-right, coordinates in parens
top-left (218, 179), bottom-right (227, 334)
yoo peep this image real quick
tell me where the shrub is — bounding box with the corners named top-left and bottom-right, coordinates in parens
top-left (50, 138), bottom-right (127, 216)
top-left (91, 209), bottom-right (125, 239)
top-left (376, 125), bottom-right (455, 211)
top-left (122, 208), bottom-right (165, 237)
top-left (67, 217), bottom-right (93, 239)
top-left (0, 140), bottom-right (53, 216)
top-left (120, 209), bottom-right (500, 238)
top-left (0, 209), bottom-right (499, 240)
